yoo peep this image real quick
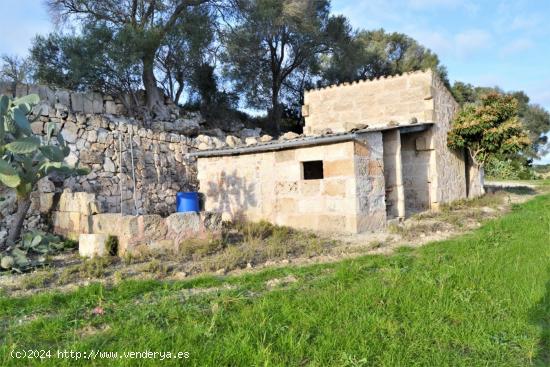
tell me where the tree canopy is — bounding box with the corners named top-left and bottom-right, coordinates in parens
top-left (318, 28), bottom-right (449, 88)
top-left (447, 93), bottom-right (531, 168)
top-left (223, 0), bottom-right (338, 133)
top-left (37, 0), bottom-right (216, 120)
top-left (450, 82), bottom-right (550, 158)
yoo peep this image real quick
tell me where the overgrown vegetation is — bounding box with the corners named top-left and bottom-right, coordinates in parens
top-left (178, 220), bottom-right (334, 272)
top-left (0, 194), bottom-right (548, 366)
top-left (451, 82), bottom-right (550, 179)
top-left (0, 230), bottom-right (76, 273)
top-left (448, 93), bottom-right (531, 176)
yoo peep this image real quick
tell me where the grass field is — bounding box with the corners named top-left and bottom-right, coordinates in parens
top-left (1, 193), bottom-right (549, 366)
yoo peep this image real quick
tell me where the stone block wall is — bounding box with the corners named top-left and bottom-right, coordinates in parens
top-left (0, 82), bottom-right (179, 120)
top-left (50, 192), bottom-right (221, 255)
top-left (401, 131), bottom-right (433, 214)
top-left (302, 71), bottom-right (434, 135)
top-left (354, 133), bottom-right (387, 231)
top-left (197, 141), bottom-right (370, 233)
top-left (382, 130), bottom-right (404, 219)
top-left (52, 192), bottom-right (102, 240)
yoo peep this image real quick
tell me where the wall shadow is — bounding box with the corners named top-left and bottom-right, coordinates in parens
top-left (485, 185), bottom-right (537, 196)
top-left (206, 170), bottom-right (257, 218)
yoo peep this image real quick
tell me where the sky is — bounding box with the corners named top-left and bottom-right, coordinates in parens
top-left (332, 0), bottom-right (550, 163)
top-left (0, 0), bottom-right (549, 162)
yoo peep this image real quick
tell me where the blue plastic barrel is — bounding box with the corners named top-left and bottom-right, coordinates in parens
top-left (176, 192), bottom-right (200, 213)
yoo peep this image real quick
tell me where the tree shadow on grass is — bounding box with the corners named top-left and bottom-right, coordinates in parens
top-left (530, 268), bottom-right (550, 366)
top-left (485, 185), bottom-right (537, 196)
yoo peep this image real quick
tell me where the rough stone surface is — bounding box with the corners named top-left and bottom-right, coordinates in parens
top-left (50, 191), bottom-right (220, 255)
top-left (172, 118), bottom-right (201, 135)
top-left (79, 233), bottom-right (109, 258)
top-left (61, 121), bottom-right (78, 143)
top-left (225, 135), bottom-right (241, 147)
top-left (245, 137), bottom-right (258, 145)
top-left (281, 132), bottom-right (300, 140)
top-left (303, 70), bottom-right (435, 135)
top-left (259, 134), bottom-right (273, 142)
top-left (240, 128), bottom-right (261, 138)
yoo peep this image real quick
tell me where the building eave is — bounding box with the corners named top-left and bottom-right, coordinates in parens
top-left (188, 122), bottom-right (434, 159)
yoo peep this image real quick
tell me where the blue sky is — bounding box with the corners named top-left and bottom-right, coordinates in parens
top-left (1, 0), bottom-right (549, 162)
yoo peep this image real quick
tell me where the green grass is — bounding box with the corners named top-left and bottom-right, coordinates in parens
top-left (1, 195), bottom-right (550, 366)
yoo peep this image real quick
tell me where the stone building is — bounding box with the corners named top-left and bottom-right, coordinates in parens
top-left (192, 70), bottom-right (484, 233)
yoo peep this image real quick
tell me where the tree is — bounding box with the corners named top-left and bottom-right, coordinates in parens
top-left (319, 28), bottom-right (449, 87)
top-left (0, 55), bottom-right (33, 98)
top-left (447, 93), bottom-right (531, 168)
top-left (0, 94), bottom-right (87, 248)
top-left (451, 83), bottom-right (550, 157)
top-left (156, 5), bottom-right (215, 105)
top-left (31, 25), bottom-right (143, 113)
top-left (44, 0), bottom-right (214, 119)
top-left (224, 0), bottom-right (335, 133)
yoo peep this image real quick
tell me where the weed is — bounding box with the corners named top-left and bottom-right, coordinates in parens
top-left (143, 259), bottom-right (170, 277)
top-left (179, 236), bottom-right (224, 258)
top-left (113, 271), bottom-right (124, 285)
top-left (20, 269), bottom-right (55, 290)
top-left (79, 257), bottom-right (113, 279)
top-left (56, 265), bottom-right (80, 285)
top-left (105, 236), bottom-right (118, 256)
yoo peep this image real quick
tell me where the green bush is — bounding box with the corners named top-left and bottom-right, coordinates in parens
top-left (485, 157), bottom-right (537, 180)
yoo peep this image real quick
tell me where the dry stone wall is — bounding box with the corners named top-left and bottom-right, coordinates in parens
top-left (0, 85), bottom-right (270, 248)
top-left (32, 111), bottom-right (198, 216)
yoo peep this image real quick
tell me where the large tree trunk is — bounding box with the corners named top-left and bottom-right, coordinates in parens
top-left (142, 55), bottom-right (171, 121)
top-left (269, 83), bottom-right (282, 135)
top-left (5, 196), bottom-right (31, 249)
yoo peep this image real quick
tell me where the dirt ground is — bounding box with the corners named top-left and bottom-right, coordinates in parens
top-left (0, 182), bottom-right (546, 297)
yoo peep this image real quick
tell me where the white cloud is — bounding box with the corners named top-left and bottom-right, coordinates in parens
top-left (407, 29), bottom-right (452, 55)
top-left (454, 29), bottom-right (492, 57)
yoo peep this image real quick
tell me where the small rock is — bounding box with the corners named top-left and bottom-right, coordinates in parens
top-left (31, 121), bottom-right (44, 135)
top-left (87, 130), bottom-right (98, 143)
top-left (266, 275), bottom-right (297, 289)
top-left (103, 157), bottom-right (116, 172)
top-left (225, 135), bottom-right (241, 147)
top-left (172, 118), bottom-right (200, 136)
top-left (259, 134), bottom-right (273, 142)
top-left (203, 128), bottom-right (225, 139)
top-left (198, 142), bottom-right (211, 150)
top-left (37, 178), bottom-right (55, 193)
top-left (173, 271), bottom-right (188, 279)
top-left (1, 256), bottom-right (14, 270)
top-left (61, 121), bottom-right (79, 143)
top-left (281, 132), bottom-right (300, 140)
top-left (245, 137), bottom-right (258, 145)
